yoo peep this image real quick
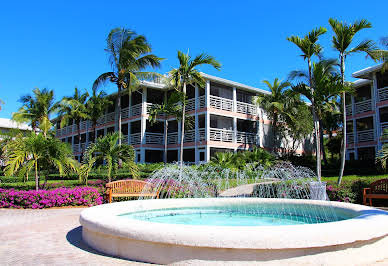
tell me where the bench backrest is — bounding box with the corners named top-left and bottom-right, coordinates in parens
top-left (106, 180), bottom-right (155, 194)
top-left (370, 179), bottom-right (388, 194)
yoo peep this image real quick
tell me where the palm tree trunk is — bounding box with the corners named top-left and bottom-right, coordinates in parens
top-left (164, 120), bottom-right (168, 163)
top-left (272, 114), bottom-right (278, 153)
top-left (179, 82), bottom-right (186, 169)
top-left (320, 120), bottom-right (328, 165)
top-left (338, 54), bottom-right (346, 185)
top-left (117, 86), bottom-right (122, 146)
top-left (35, 160), bottom-right (39, 191)
top-left (308, 58), bottom-right (321, 181)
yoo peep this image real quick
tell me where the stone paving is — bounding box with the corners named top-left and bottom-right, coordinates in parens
top-left (0, 208), bottom-right (146, 265)
top-left (1, 207), bottom-right (388, 266)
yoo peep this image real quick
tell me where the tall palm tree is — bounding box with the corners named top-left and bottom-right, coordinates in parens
top-left (93, 28), bottom-right (162, 145)
top-left (148, 91), bottom-right (185, 163)
top-left (291, 60), bottom-right (352, 175)
top-left (329, 18), bottom-right (379, 185)
top-left (58, 88), bottom-right (90, 148)
top-left (254, 78), bottom-right (295, 152)
top-left (4, 132), bottom-right (77, 190)
top-left (169, 51), bottom-right (221, 167)
top-left (287, 27), bottom-right (327, 180)
top-left (0, 99), bottom-right (4, 111)
top-left (84, 132), bottom-right (138, 182)
top-left (86, 87), bottom-right (112, 141)
top-left (13, 88), bottom-right (57, 136)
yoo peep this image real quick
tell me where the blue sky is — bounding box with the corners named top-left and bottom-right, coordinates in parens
top-left (0, 0), bottom-right (386, 119)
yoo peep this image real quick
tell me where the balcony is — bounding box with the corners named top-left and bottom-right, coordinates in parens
top-left (236, 131), bottom-right (257, 144)
top-left (144, 132), bottom-right (164, 144)
top-left (209, 128), bottom-right (233, 142)
top-left (357, 129), bottom-right (375, 142)
top-left (354, 99), bottom-right (372, 114)
top-left (130, 133), bottom-right (141, 145)
top-left (209, 95), bottom-right (233, 112)
top-left (378, 86), bottom-right (388, 102)
top-left (131, 104), bottom-right (142, 116)
top-left (236, 101), bottom-right (257, 116)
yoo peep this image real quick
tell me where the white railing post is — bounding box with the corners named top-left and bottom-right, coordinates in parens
top-left (233, 117), bottom-right (237, 143)
top-left (232, 87), bottom-right (237, 113)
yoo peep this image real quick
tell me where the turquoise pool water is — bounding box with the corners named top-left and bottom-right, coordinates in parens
top-left (119, 205), bottom-right (353, 226)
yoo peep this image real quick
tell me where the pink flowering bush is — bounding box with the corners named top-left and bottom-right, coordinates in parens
top-left (0, 187), bottom-right (103, 209)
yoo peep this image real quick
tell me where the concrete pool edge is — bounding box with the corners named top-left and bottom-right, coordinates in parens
top-left (79, 198), bottom-right (388, 264)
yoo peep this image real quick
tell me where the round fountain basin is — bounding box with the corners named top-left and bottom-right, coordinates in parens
top-left (80, 198), bottom-right (388, 265)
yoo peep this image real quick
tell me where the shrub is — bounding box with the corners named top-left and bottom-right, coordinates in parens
top-left (0, 187), bottom-right (103, 209)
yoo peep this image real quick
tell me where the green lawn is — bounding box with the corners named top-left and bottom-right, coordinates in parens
top-left (322, 174), bottom-right (388, 183)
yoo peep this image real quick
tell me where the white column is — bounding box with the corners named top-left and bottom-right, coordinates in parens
top-left (140, 88), bottom-right (147, 163)
top-left (258, 105), bottom-right (264, 148)
top-left (127, 121), bottom-right (131, 145)
top-left (233, 117), bottom-right (237, 143)
top-left (232, 87), bottom-right (237, 112)
top-left (177, 121), bottom-right (182, 161)
top-left (194, 85), bottom-right (199, 164)
top-left (372, 74), bottom-right (381, 151)
top-left (205, 80), bottom-right (211, 162)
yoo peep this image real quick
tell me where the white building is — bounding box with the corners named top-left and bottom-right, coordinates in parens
top-left (0, 118), bottom-right (32, 137)
top-left (55, 73), bottom-right (313, 163)
top-left (346, 63), bottom-right (388, 160)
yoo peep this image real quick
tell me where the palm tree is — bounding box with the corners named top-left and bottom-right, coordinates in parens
top-left (148, 91), bottom-right (185, 163)
top-left (0, 99), bottom-right (4, 111)
top-left (287, 27), bottom-right (327, 180)
top-left (13, 88), bottom-right (57, 136)
top-left (58, 88), bottom-right (90, 148)
top-left (375, 36), bottom-right (388, 73)
top-left (4, 133), bottom-right (77, 190)
top-left (86, 87), bottom-right (112, 141)
top-left (84, 132), bottom-right (138, 182)
top-left (254, 78), bottom-right (295, 152)
top-left (93, 28), bottom-right (162, 145)
top-left (169, 51), bottom-right (221, 168)
top-left (328, 18), bottom-right (379, 185)
top-left (291, 60), bottom-right (352, 176)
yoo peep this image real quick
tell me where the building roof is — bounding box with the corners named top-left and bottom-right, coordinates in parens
top-left (352, 63), bottom-right (384, 79)
top-left (352, 79), bottom-right (372, 87)
top-left (0, 118), bottom-right (32, 131)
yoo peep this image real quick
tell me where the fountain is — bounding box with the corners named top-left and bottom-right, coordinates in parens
top-left (80, 163), bottom-right (388, 265)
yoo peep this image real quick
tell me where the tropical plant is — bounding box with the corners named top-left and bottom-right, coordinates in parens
top-left (287, 27), bottom-right (327, 180)
top-left (329, 18), bottom-right (379, 184)
top-left (13, 88), bottom-right (57, 136)
top-left (93, 28), bottom-right (162, 145)
top-left (254, 78), bottom-right (297, 152)
top-left (86, 87), bottom-right (112, 140)
top-left (4, 133), bottom-right (77, 190)
top-left (374, 36), bottom-right (388, 73)
top-left (290, 60), bottom-right (352, 178)
top-left (84, 132), bottom-right (138, 182)
top-left (210, 152), bottom-right (236, 169)
top-left (376, 129), bottom-right (388, 170)
top-left (169, 51), bottom-right (221, 168)
top-left (58, 87), bottom-right (90, 146)
top-left (148, 91), bottom-right (185, 163)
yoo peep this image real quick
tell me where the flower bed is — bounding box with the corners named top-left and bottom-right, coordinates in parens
top-left (0, 187), bottom-right (103, 209)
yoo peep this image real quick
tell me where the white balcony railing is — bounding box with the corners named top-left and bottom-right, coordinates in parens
top-left (209, 128), bottom-right (233, 142)
top-left (184, 129), bottom-right (195, 142)
top-left (123, 135), bottom-right (129, 144)
top-left (131, 104), bottom-right (142, 116)
top-left (106, 112), bottom-right (115, 123)
top-left (145, 103), bottom-right (153, 114)
top-left (121, 107), bottom-right (130, 119)
top-left (198, 128), bottom-right (205, 141)
top-left (345, 105), bottom-right (352, 116)
top-left (186, 98), bottom-right (196, 112)
top-left (198, 95), bottom-right (206, 109)
top-left (357, 129), bottom-right (374, 142)
top-left (209, 95), bottom-right (233, 112)
top-left (130, 133), bottom-right (141, 145)
top-left (167, 132), bottom-right (178, 144)
top-left (144, 132), bottom-right (164, 144)
top-left (236, 131), bottom-right (257, 144)
top-left (347, 132), bottom-right (355, 144)
top-left (378, 86), bottom-right (388, 102)
top-left (96, 115), bottom-right (105, 126)
top-left (354, 99), bottom-right (372, 114)
top-left (79, 121), bottom-right (88, 131)
top-left (236, 101), bottom-right (257, 116)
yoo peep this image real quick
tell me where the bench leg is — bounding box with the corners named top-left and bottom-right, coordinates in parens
top-left (363, 196), bottom-right (366, 205)
top-left (369, 198), bottom-right (372, 206)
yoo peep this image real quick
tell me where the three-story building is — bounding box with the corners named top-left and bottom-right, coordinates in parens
top-left (55, 73), bottom-right (312, 163)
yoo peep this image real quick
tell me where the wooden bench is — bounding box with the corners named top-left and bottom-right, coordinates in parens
top-left (106, 180), bottom-right (160, 203)
top-left (363, 179), bottom-right (388, 206)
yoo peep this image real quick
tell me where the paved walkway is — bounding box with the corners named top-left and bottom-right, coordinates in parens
top-left (1, 208), bottom-right (388, 266)
top-left (0, 208), bottom-right (146, 265)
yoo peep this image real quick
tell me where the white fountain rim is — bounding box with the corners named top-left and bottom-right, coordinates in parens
top-left (80, 198), bottom-right (388, 249)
